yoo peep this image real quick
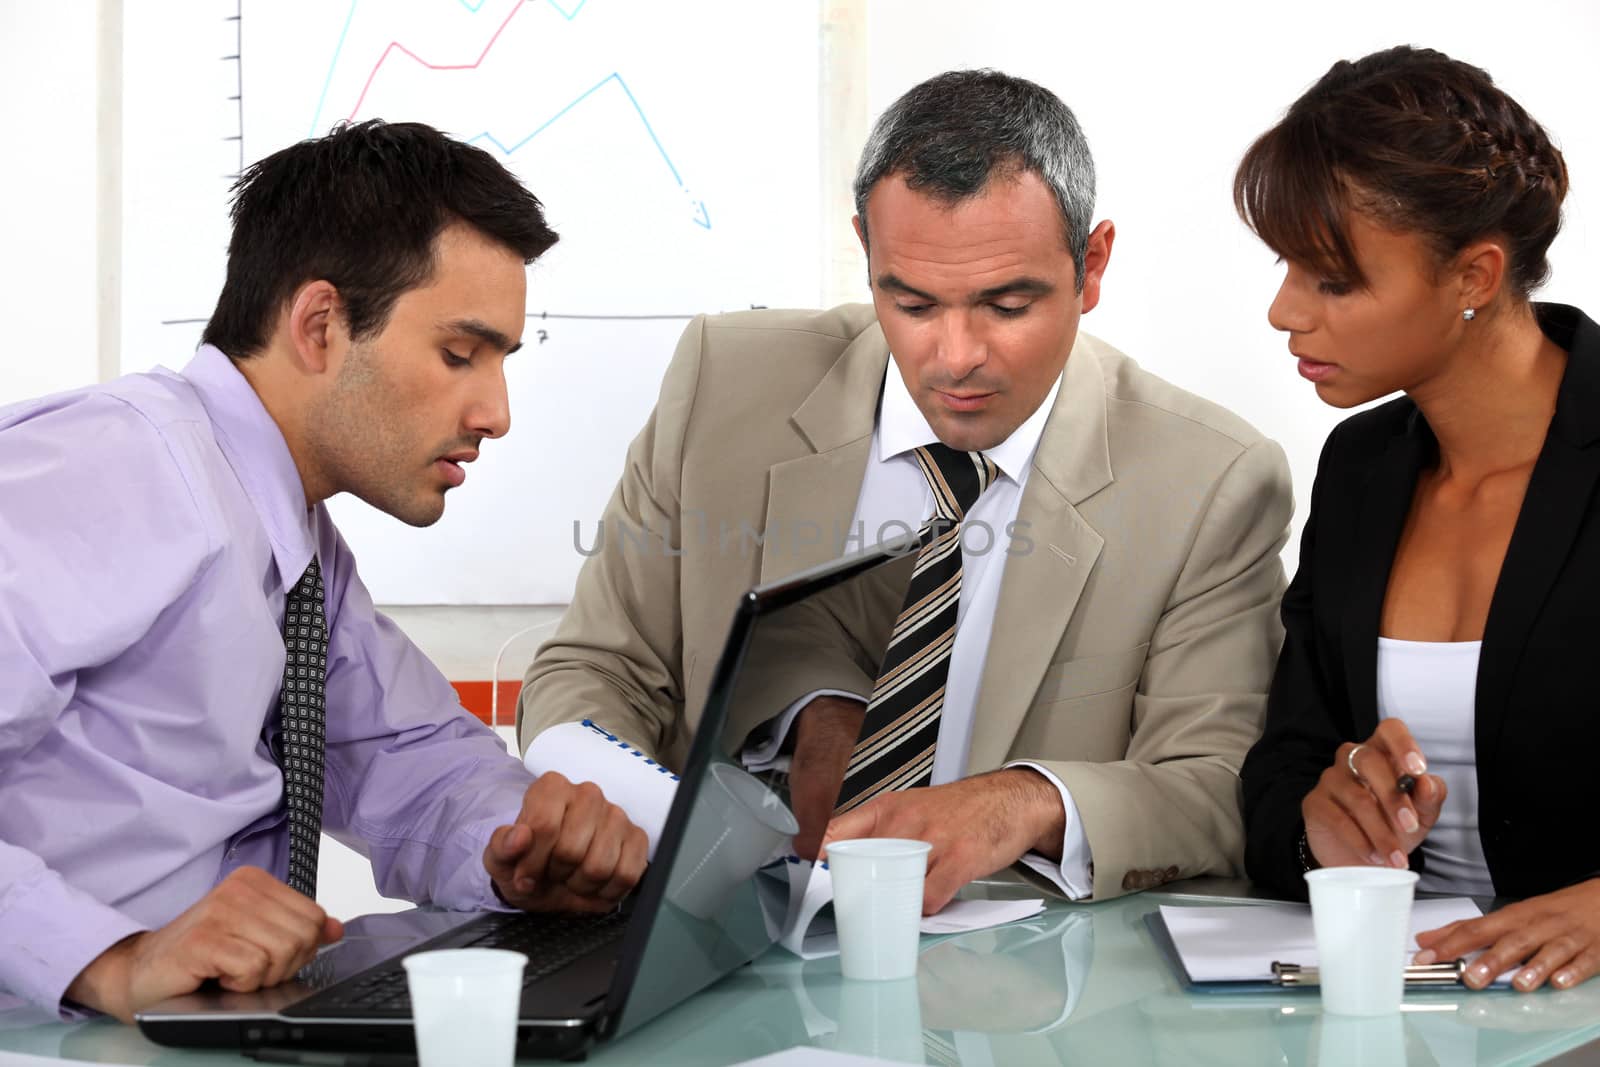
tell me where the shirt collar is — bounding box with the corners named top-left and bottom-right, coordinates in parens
top-left (876, 358), bottom-right (1063, 487)
top-left (182, 344), bottom-right (317, 592)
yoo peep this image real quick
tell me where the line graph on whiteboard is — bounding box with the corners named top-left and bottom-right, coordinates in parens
top-left (242, 0), bottom-right (829, 327)
top-left (125, 0), bottom-right (822, 356)
top-left (119, 0), bottom-right (823, 603)
top-left (308, 0), bottom-right (711, 231)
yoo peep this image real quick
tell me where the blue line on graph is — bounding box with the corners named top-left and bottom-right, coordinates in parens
top-left (539, 0), bottom-right (588, 18)
top-left (462, 0), bottom-right (587, 16)
top-left (302, 0), bottom-right (705, 228)
top-left (309, 0), bottom-right (589, 137)
top-left (307, 0), bottom-right (359, 137)
top-left (468, 72), bottom-right (711, 229)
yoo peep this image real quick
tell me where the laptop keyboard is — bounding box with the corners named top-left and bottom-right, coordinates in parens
top-left (287, 910), bottom-right (628, 1019)
top-left (462, 909), bottom-right (627, 981)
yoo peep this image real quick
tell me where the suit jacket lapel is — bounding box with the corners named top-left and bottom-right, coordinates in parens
top-left (1478, 305), bottom-right (1600, 779)
top-left (760, 322), bottom-right (888, 584)
top-left (968, 336), bottom-right (1114, 773)
top-left (1339, 421), bottom-right (1427, 738)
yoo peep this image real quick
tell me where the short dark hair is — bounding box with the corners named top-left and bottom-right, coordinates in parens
top-left (1234, 45), bottom-right (1568, 299)
top-left (853, 69), bottom-right (1096, 289)
top-left (202, 120), bottom-right (559, 358)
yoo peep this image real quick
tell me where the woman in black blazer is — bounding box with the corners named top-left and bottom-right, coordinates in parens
top-left (1235, 45), bottom-right (1599, 993)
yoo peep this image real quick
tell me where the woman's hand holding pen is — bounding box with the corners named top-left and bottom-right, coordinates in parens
top-left (1302, 718), bottom-right (1447, 869)
top-left (1304, 721), bottom-right (1600, 992)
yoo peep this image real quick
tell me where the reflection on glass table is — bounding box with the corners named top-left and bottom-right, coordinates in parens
top-left (7, 877), bottom-right (1600, 1066)
top-left (589, 877), bottom-right (1600, 1067)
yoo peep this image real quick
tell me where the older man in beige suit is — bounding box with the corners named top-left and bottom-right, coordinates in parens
top-left (520, 70), bottom-right (1292, 907)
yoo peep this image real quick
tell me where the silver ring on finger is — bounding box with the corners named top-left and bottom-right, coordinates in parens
top-left (1346, 743), bottom-right (1366, 781)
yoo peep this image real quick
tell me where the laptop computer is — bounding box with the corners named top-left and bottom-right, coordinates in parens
top-left (136, 543), bottom-right (913, 1060)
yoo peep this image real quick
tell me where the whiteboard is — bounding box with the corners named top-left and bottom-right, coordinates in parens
top-left (121, 0), bottom-right (824, 603)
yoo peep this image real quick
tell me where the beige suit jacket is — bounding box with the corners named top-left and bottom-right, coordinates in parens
top-left (519, 305), bottom-right (1292, 899)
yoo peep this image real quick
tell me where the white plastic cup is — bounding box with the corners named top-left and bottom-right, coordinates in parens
top-left (1305, 866), bottom-right (1420, 1015)
top-left (401, 948), bottom-right (527, 1067)
top-left (826, 838), bottom-right (932, 981)
top-left (668, 761), bottom-right (799, 919)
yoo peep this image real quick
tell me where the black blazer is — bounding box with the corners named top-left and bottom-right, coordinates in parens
top-left (1242, 303), bottom-right (1600, 901)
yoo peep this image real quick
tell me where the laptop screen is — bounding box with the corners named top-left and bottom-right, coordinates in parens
top-left (605, 545), bottom-right (916, 1038)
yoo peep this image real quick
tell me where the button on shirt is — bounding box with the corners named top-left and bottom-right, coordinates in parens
top-left (0, 346), bottom-right (533, 1016)
top-left (749, 361), bottom-right (1092, 896)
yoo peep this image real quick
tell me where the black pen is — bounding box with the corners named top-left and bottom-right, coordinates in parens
top-left (1397, 773), bottom-right (1416, 794)
top-left (246, 1049), bottom-right (418, 1067)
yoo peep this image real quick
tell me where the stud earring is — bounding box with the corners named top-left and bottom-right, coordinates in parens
top-left (1463, 308), bottom-right (1477, 321)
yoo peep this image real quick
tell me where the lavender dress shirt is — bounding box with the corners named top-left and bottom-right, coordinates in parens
top-left (0, 346), bottom-right (534, 1016)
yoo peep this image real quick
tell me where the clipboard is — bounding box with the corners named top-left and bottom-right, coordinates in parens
top-left (1145, 910), bottom-right (1292, 995)
top-left (1145, 908), bottom-right (1491, 998)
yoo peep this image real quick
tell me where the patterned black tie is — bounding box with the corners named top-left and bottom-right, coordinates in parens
top-left (835, 443), bottom-right (999, 812)
top-left (277, 557), bottom-right (328, 898)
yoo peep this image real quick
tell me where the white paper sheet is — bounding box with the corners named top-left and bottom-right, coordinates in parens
top-left (768, 858), bottom-right (1045, 959)
top-left (1158, 898), bottom-right (1509, 983)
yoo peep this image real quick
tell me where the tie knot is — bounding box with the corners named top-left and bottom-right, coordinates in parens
top-left (294, 556), bottom-right (324, 599)
top-left (914, 443), bottom-right (1000, 521)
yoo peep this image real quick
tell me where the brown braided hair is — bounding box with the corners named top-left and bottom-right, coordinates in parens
top-left (1234, 45), bottom-right (1569, 300)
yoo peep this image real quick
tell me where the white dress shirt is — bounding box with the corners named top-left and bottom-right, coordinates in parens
top-left (747, 361), bottom-right (1092, 897)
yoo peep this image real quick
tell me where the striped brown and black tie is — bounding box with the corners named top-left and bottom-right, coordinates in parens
top-left (834, 443), bottom-right (1000, 813)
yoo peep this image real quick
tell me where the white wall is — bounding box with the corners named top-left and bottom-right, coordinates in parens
top-left (864, 0), bottom-right (1600, 565)
top-left (0, 1), bottom-right (116, 404)
top-left (2, 1), bottom-right (1597, 577)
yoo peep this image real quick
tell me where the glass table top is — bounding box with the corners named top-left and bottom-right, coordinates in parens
top-left (4, 878), bottom-right (1597, 1066)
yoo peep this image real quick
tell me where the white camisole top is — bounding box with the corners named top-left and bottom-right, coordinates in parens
top-left (1375, 638), bottom-right (1496, 897)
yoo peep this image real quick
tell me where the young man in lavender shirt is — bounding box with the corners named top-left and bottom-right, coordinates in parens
top-left (0, 120), bottom-right (646, 1023)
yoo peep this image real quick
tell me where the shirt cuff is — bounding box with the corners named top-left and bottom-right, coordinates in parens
top-left (0, 862), bottom-right (148, 1018)
top-left (741, 689), bottom-right (865, 772)
top-left (1004, 761), bottom-right (1093, 899)
top-left (452, 810), bottom-right (522, 912)
top-left (402, 772), bottom-right (532, 913)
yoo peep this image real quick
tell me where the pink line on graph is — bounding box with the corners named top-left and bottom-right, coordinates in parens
top-left (344, 0), bottom-right (526, 121)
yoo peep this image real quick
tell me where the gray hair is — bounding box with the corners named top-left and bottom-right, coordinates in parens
top-left (853, 69), bottom-right (1096, 289)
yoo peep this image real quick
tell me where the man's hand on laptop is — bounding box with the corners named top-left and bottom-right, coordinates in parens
top-left (484, 771), bottom-right (648, 913)
top-left (64, 866), bottom-right (342, 1024)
